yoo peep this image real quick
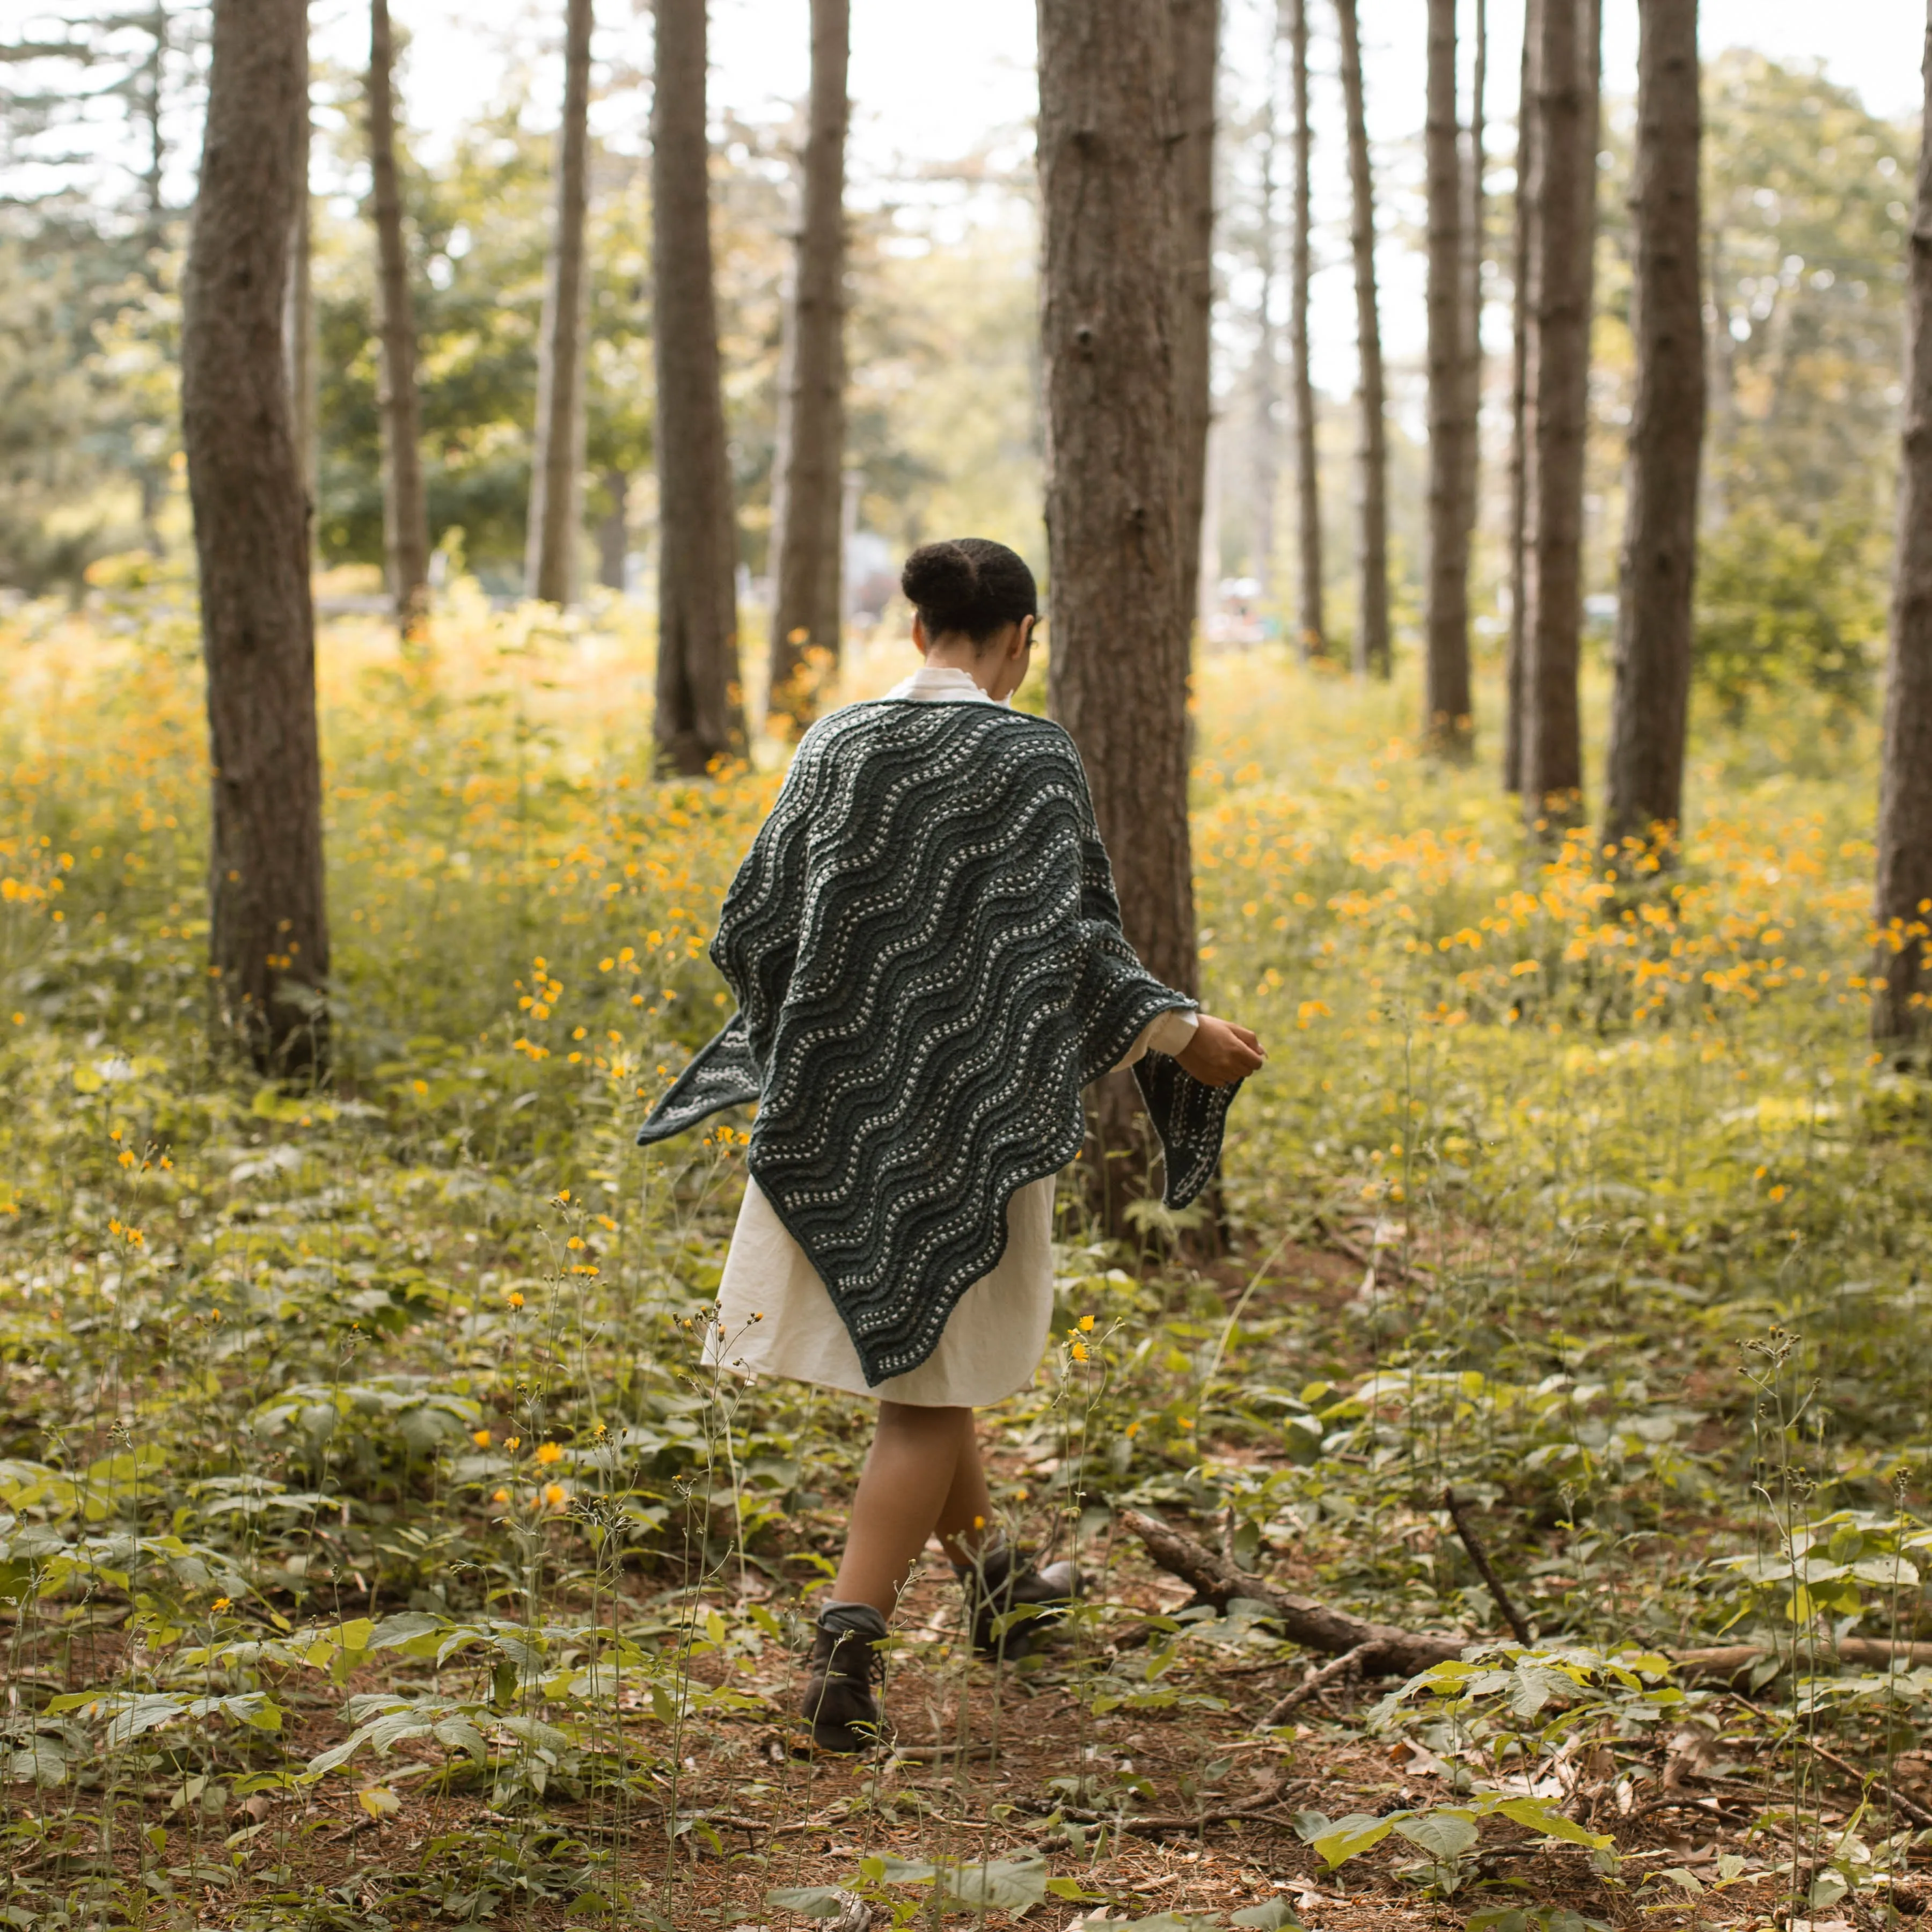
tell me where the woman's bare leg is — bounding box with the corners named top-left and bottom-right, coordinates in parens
top-left (832, 1402), bottom-right (992, 1616)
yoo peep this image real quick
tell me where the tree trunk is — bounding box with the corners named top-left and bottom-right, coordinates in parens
top-left (1041, 0), bottom-right (1197, 1235)
top-left (767, 0), bottom-right (849, 725)
top-left (1250, 89), bottom-right (1280, 608)
top-left (1424, 0), bottom-right (1470, 751)
top-left (526, 0), bottom-right (593, 606)
top-left (597, 470), bottom-right (629, 590)
top-left (1602, 0), bottom-right (1703, 852)
top-left (1873, 12), bottom-right (1932, 1047)
top-left (282, 91), bottom-right (317, 545)
top-left (651, 0), bottom-right (743, 774)
top-left (181, 0), bottom-right (330, 1076)
top-left (367, 0), bottom-right (429, 630)
top-left (1520, 0), bottom-right (1599, 829)
top-left (1285, 0), bottom-right (1325, 659)
top-left (1334, 0), bottom-right (1389, 679)
top-left (1170, 0), bottom-right (1219, 648)
top-left (1503, 0), bottom-right (1536, 792)
top-left (1459, 0), bottom-right (1486, 661)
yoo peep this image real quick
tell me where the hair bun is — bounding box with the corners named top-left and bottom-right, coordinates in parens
top-left (900, 537), bottom-right (1038, 646)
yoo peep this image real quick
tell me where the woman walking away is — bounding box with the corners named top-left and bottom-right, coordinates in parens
top-left (638, 537), bottom-right (1263, 1750)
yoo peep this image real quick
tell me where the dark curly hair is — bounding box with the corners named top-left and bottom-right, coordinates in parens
top-left (899, 538), bottom-right (1038, 647)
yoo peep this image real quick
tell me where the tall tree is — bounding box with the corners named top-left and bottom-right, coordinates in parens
top-left (1503, 0), bottom-right (1538, 791)
top-left (651, 0), bottom-right (743, 773)
top-left (1249, 86), bottom-right (1280, 605)
top-left (767, 0), bottom-right (850, 723)
top-left (1459, 0), bottom-right (1487, 665)
top-left (181, 0), bottom-right (330, 1072)
top-left (1285, 0), bottom-right (1325, 658)
top-left (283, 87), bottom-right (317, 538)
top-left (1602, 0), bottom-right (1703, 850)
top-left (1334, 0), bottom-right (1389, 678)
top-left (525, 0), bottom-right (594, 605)
top-left (367, 0), bottom-right (429, 628)
top-left (1872, 11), bottom-right (1932, 1046)
top-left (1519, 0), bottom-right (1599, 828)
top-left (1040, 0), bottom-right (1193, 1226)
top-left (1170, 0), bottom-right (1220, 642)
top-left (1423, 0), bottom-right (1471, 750)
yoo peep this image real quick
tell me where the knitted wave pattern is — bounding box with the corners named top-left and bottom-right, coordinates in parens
top-left (638, 700), bottom-right (1239, 1385)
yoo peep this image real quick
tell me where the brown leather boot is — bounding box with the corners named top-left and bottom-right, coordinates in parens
top-left (958, 1546), bottom-right (1082, 1661)
top-left (799, 1600), bottom-right (890, 1752)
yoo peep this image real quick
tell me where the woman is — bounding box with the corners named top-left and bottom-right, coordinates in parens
top-left (640, 537), bottom-right (1262, 1749)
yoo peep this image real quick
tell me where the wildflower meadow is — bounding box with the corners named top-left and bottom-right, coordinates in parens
top-left (2, 587), bottom-right (1928, 1930)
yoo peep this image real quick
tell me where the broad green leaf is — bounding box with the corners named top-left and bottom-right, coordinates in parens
top-left (1230, 1900), bottom-right (1306, 1928)
top-left (1392, 1811), bottom-right (1479, 1860)
top-left (1312, 1812), bottom-right (1401, 1867)
top-left (1494, 1797), bottom-right (1611, 1848)
top-left (764, 1886), bottom-right (861, 1918)
top-left (939, 1855), bottom-right (1048, 1909)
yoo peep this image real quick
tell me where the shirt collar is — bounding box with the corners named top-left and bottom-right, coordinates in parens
top-left (883, 663), bottom-right (1004, 705)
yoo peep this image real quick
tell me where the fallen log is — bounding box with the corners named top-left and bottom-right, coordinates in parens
top-left (1115, 1507), bottom-right (1468, 1679)
top-left (1666, 1639), bottom-right (1932, 1685)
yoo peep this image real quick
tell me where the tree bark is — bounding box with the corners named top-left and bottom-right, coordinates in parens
top-left (526, 0), bottom-right (594, 606)
top-left (1424, 0), bottom-right (1470, 750)
top-left (1040, 0), bottom-right (1194, 1000)
top-left (367, 0), bottom-right (429, 630)
top-left (1459, 0), bottom-right (1487, 678)
top-left (597, 469), bottom-right (629, 590)
top-left (767, 0), bottom-right (849, 724)
top-left (1250, 87), bottom-right (1280, 606)
top-left (1334, 0), bottom-right (1389, 679)
top-left (1285, 0), bottom-right (1324, 659)
top-left (282, 90), bottom-right (317, 546)
top-left (182, 0), bottom-right (330, 1075)
top-left (1520, 0), bottom-right (1599, 829)
top-left (1602, 0), bottom-right (1703, 852)
top-left (1170, 0), bottom-right (1219, 649)
top-left (1873, 12), bottom-right (1932, 1046)
top-left (1503, 0), bottom-right (1537, 792)
top-left (650, 0), bottom-right (744, 774)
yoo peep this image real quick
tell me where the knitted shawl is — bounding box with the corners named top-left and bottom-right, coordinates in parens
top-left (637, 698), bottom-right (1237, 1386)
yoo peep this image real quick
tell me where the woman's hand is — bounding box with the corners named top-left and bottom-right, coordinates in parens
top-left (1176, 1014), bottom-right (1264, 1087)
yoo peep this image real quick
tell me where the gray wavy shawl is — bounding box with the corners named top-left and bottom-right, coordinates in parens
top-left (638, 699), bottom-right (1237, 1385)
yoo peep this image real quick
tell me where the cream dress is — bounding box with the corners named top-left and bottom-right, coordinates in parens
top-left (706, 663), bottom-right (1198, 1407)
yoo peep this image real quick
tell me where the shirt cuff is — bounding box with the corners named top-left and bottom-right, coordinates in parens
top-left (1113, 1005), bottom-right (1200, 1072)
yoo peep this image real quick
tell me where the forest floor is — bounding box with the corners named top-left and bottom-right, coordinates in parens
top-left (2, 601), bottom-right (1929, 1930)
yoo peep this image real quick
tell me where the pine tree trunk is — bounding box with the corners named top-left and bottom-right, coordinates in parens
top-left (182, 0), bottom-right (330, 1075)
top-left (1503, 0), bottom-right (1537, 792)
top-left (1459, 0), bottom-right (1487, 648)
top-left (1602, 0), bottom-right (1703, 851)
top-left (1424, 0), bottom-right (1470, 750)
top-left (1171, 0), bottom-right (1219, 647)
top-left (526, 0), bottom-right (593, 606)
top-left (367, 0), bottom-right (429, 630)
top-left (597, 470), bottom-right (629, 590)
top-left (1520, 0), bottom-right (1599, 829)
top-left (1250, 90), bottom-right (1280, 605)
top-left (1334, 0), bottom-right (1389, 679)
top-left (1041, 0), bottom-right (1199, 1240)
top-left (282, 94), bottom-right (317, 545)
top-left (767, 0), bottom-right (849, 724)
top-left (651, 0), bottom-right (743, 774)
top-left (1286, 0), bottom-right (1325, 658)
top-left (1873, 13), bottom-right (1932, 1046)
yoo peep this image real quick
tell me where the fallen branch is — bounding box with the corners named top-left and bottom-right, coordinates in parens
top-left (1443, 1488), bottom-right (1535, 1646)
top-left (1116, 1507), bottom-right (1467, 1680)
top-left (1255, 1642), bottom-right (1376, 1727)
top-left (1667, 1638), bottom-right (1932, 1685)
top-left (1728, 1691), bottom-right (1932, 1831)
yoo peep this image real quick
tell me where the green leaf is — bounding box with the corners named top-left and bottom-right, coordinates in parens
top-left (1392, 1810), bottom-right (1479, 1860)
top-left (1230, 1900), bottom-right (1306, 1928)
top-left (939, 1855), bottom-right (1048, 1909)
top-left (1311, 1812), bottom-right (1401, 1867)
top-left (764, 1886), bottom-right (860, 1918)
top-left (1494, 1797), bottom-right (1611, 1849)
